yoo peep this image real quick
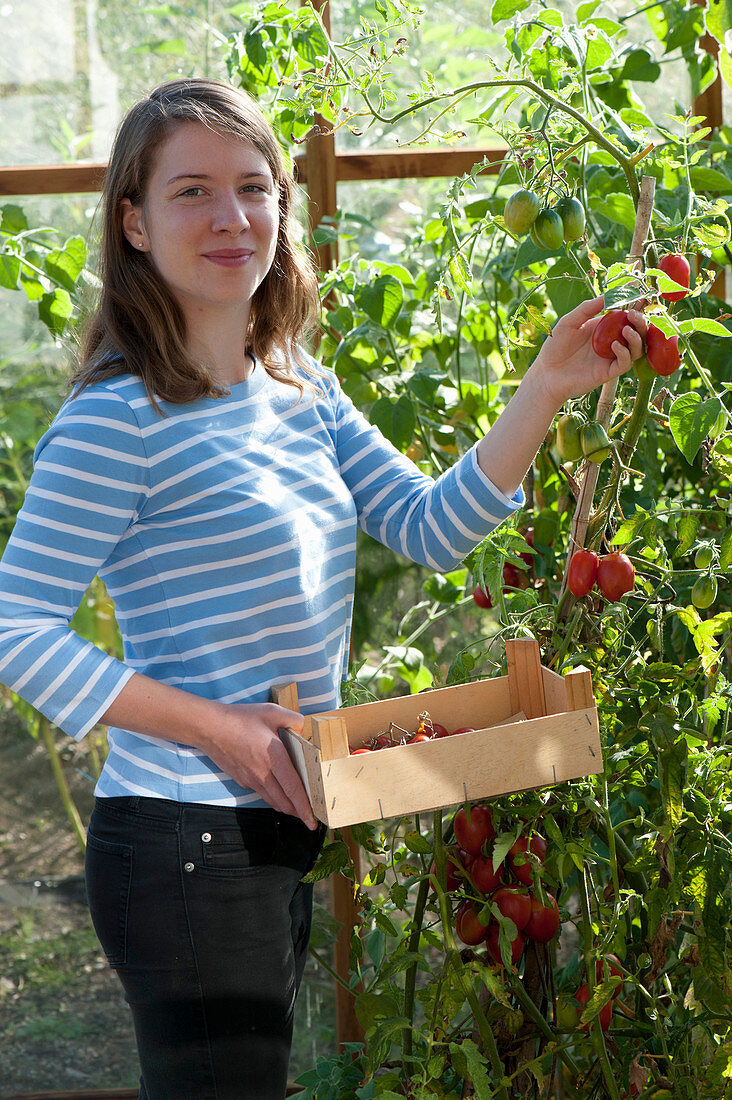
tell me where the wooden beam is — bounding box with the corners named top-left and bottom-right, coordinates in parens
top-left (0, 163), bottom-right (107, 196)
top-left (0, 147), bottom-right (507, 197)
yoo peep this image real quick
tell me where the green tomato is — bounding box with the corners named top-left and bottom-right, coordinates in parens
top-left (692, 575), bottom-right (717, 609)
top-left (556, 413), bottom-right (584, 462)
top-left (555, 196), bottom-right (586, 242)
top-left (504, 189), bottom-right (541, 236)
top-left (533, 208), bottom-right (565, 250)
top-left (581, 421), bottom-right (612, 463)
top-left (694, 544), bottom-right (714, 570)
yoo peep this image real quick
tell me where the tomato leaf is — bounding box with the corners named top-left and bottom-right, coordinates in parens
top-left (669, 393), bottom-right (724, 462)
top-left (404, 830), bottom-right (432, 855)
top-left (678, 317), bottom-right (732, 338)
top-left (357, 274), bottom-right (404, 328)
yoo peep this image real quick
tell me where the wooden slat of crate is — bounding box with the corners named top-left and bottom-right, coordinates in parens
top-left (298, 675), bottom-right (514, 747)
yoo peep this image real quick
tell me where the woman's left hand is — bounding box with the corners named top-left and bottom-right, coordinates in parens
top-left (529, 294), bottom-right (647, 410)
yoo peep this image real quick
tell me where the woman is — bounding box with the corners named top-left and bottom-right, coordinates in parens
top-left (0, 79), bottom-right (643, 1099)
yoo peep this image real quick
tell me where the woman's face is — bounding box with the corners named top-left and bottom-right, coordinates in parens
top-left (121, 121), bottom-right (280, 329)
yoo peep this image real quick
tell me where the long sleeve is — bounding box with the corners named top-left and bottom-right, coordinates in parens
top-left (0, 388), bottom-right (149, 740)
top-left (327, 376), bottom-right (524, 570)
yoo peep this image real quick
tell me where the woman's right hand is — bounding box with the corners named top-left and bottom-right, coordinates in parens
top-left (205, 701), bottom-right (320, 830)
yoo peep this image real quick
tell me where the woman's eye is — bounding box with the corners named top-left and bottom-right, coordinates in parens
top-left (179, 186), bottom-right (204, 197)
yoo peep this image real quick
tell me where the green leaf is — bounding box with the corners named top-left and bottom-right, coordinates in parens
top-left (599, 193), bottom-right (637, 232)
top-left (620, 48), bottom-right (661, 82)
top-left (354, 990), bottom-right (401, 1031)
top-left (44, 235), bottom-right (86, 293)
top-left (492, 0), bottom-right (530, 21)
top-left (370, 395), bottom-right (416, 452)
top-left (0, 252), bottom-right (20, 289)
top-left (1, 203), bottom-right (29, 234)
top-left (357, 275), bottom-right (403, 328)
top-left (705, 0), bottom-right (732, 47)
top-left (301, 840), bottom-right (349, 883)
top-left (619, 107), bottom-right (650, 130)
top-left (449, 1039), bottom-right (493, 1100)
top-left (686, 162), bottom-right (730, 189)
top-left (404, 830), bottom-right (432, 854)
top-left (658, 740), bottom-right (686, 829)
top-left (669, 393), bottom-right (725, 462)
top-left (373, 910), bottom-right (399, 937)
top-left (676, 511), bottom-right (700, 555)
top-left (38, 287), bottom-right (73, 336)
top-left (677, 317), bottom-right (732, 338)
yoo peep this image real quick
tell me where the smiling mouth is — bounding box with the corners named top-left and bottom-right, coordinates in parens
top-left (203, 249), bottom-right (254, 266)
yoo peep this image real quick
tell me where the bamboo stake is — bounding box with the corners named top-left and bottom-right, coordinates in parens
top-left (559, 175), bottom-right (656, 602)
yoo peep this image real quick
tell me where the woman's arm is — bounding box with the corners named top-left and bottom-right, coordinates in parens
top-left (100, 672), bottom-right (319, 829)
top-left (476, 296), bottom-right (646, 496)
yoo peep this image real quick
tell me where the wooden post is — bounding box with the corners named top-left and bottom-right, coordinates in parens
top-left (302, 0), bottom-right (339, 275)
top-left (299, 0), bottom-right (362, 1048)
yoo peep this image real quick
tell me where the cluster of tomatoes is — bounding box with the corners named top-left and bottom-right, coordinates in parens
top-left (592, 253), bottom-right (690, 378)
top-left (349, 712), bottom-right (476, 755)
top-left (432, 804), bottom-right (561, 966)
top-left (568, 953), bottom-right (625, 1034)
top-left (555, 412), bottom-right (614, 465)
top-left (503, 188), bottom-right (586, 248)
top-left (567, 548), bottom-right (635, 602)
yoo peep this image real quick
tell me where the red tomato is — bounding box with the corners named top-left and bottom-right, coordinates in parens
top-left (408, 732), bottom-right (432, 744)
top-left (645, 323), bottom-right (681, 377)
top-left (658, 253), bottom-right (690, 302)
top-left (597, 552), bottom-right (635, 601)
top-left (508, 835), bottom-right (547, 885)
top-left (591, 310), bottom-right (630, 359)
top-left (503, 562), bottom-right (529, 590)
top-left (471, 854), bottom-right (504, 895)
top-left (452, 726), bottom-right (475, 736)
top-left (576, 983), bottom-right (613, 1031)
top-left (595, 954), bottom-right (624, 998)
top-left (472, 585), bottom-right (493, 609)
top-left (453, 805), bottom-right (496, 856)
top-left (430, 722), bottom-right (449, 738)
top-left (455, 901), bottom-right (490, 946)
top-left (429, 852), bottom-right (464, 893)
top-left (485, 920), bottom-right (525, 965)
top-left (372, 734), bottom-right (396, 749)
top-left (492, 886), bottom-right (532, 931)
top-left (524, 893), bottom-right (560, 943)
top-left (350, 747), bottom-right (372, 755)
top-left (567, 549), bottom-right (599, 598)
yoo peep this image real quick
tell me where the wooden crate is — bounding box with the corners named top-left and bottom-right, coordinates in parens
top-left (273, 638), bottom-right (602, 829)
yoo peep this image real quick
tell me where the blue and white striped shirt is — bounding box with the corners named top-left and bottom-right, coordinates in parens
top-left (0, 359), bottom-right (523, 806)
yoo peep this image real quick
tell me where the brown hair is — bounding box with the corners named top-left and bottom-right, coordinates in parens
top-left (72, 78), bottom-right (322, 407)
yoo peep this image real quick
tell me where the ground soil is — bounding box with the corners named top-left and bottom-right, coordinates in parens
top-left (0, 701), bottom-right (334, 1098)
